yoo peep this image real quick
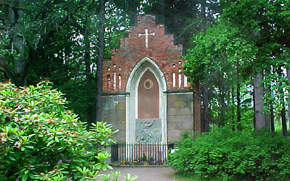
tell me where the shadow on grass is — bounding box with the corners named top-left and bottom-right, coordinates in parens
top-left (170, 172), bottom-right (221, 181)
top-left (170, 172), bottom-right (254, 181)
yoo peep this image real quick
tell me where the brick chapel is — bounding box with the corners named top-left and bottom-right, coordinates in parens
top-left (102, 15), bottom-right (200, 144)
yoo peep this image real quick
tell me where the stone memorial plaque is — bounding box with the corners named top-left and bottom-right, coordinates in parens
top-left (136, 118), bottom-right (162, 143)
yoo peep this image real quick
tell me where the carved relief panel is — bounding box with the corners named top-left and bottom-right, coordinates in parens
top-left (136, 118), bottom-right (162, 143)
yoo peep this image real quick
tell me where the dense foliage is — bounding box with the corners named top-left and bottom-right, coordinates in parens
top-left (0, 81), bottom-right (117, 180)
top-left (0, 0), bottom-right (130, 124)
top-left (183, 21), bottom-right (256, 129)
top-left (183, 0), bottom-right (290, 133)
top-left (169, 128), bottom-right (290, 180)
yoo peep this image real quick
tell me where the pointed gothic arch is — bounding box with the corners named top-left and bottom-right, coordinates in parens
top-left (125, 57), bottom-right (167, 143)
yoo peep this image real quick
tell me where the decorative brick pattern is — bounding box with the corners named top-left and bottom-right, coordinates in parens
top-left (103, 15), bottom-right (190, 92)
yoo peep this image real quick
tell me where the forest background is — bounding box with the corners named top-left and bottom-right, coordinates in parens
top-left (1, 0), bottom-right (290, 134)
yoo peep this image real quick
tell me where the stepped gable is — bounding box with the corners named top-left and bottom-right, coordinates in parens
top-left (103, 15), bottom-right (189, 92)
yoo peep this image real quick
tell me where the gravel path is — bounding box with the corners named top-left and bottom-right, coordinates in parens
top-left (100, 166), bottom-right (184, 181)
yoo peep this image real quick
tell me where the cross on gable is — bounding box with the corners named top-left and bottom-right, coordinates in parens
top-left (138, 28), bottom-right (155, 48)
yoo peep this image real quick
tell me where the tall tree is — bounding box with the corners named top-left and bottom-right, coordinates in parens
top-left (96, 0), bottom-right (105, 122)
top-left (114, 0), bottom-right (142, 26)
top-left (183, 21), bottom-right (256, 131)
top-left (236, 59), bottom-right (241, 131)
top-left (0, 1), bottom-right (86, 85)
top-left (288, 69), bottom-right (290, 131)
top-left (144, 0), bottom-right (220, 50)
top-left (253, 74), bottom-right (266, 129)
top-left (70, 1), bottom-right (98, 126)
top-left (200, 0), bottom-right (209, 133)
top-left (220, 0), bottom-right (290, 132)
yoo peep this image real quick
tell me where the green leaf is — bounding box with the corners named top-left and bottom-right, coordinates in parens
top-left (8, 155), bottom-right (16, 161)
top-left (25, 146), bottom-right (34, 149)
top-left (102, 164), bottom-right (107, 171)
top-left (22, 173), bottom-right (28, 181)
top-left (47, 140), bottom-right (54, 146)
top-left (55, 136), bottom-right (59, 142)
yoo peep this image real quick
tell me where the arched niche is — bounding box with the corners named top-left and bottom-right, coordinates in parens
top-left (126, 57), bottom-right (167, 143)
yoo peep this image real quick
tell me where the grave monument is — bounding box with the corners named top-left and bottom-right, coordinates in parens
top-left (102, 15), bottom-right (200, 145)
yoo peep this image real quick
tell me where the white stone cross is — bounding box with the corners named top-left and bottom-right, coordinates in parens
top-left (138, 28), bottom-right (155, 48)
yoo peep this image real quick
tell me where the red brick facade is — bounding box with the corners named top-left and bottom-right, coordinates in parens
top-left (103, 15), bottom-right (190, 92)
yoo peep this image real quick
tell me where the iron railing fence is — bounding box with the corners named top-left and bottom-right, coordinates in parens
top-left (111, 143), bottom-right (168, 164)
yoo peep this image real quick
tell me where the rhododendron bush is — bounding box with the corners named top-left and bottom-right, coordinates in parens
top-left (0, 81), bottom-right (116, 180)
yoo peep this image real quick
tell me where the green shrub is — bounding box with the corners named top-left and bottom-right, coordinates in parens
top-left (168, 127), bottom-right (290, 181)
top-left (0, 81), bottom-right (117, 180)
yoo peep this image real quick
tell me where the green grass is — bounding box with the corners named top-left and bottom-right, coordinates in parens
top-left (171, 172), bottom-right (261, 181)
top-left (170, 172), bottom-right (218, 181)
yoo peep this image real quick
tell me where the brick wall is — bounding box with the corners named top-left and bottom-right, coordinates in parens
top-left (103, 15), bottom-right (190, 93)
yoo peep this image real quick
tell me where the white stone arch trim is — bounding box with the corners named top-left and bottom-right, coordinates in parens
top-left (125, 57), bottom-right (167, 144)
top-left (126, 57), bottom-right (167, 92)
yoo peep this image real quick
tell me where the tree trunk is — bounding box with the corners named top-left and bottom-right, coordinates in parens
top-left (84, 17), bottom-right (94, 127)
top-left (270, 103), bottom-right (275, 132)
top-left (96, 0), bottom-right (105, 122)
top-left (131, 0), bottom-right (138, 26)
top-left (281, 107), bottom-right (287, 136)
top-left (236, 59), bottom-right (241, 131)
top-left (202, 84), bottom-right (209, 133)
top-left (157, 0), bottom-right (165, 24)
top-left (279, 68), bottom-right (287, 136)
top-left (200, 0), bottom-right (209, 133)
top-left (7, 3), bottom-right (27, 86)
top-left (267, 74), bottom-right (275, 132)
top-left (236, 81), bottom-right (241, 130)
top-left (201, 0), bottom-right (206, 31)
top-left (231, 86), bottom-right (236, 131)
top-left (254, 74), bottom-right (266, 130)
top-left (193, 81), bottom-right (201, 135)
top-left (264, 69), bottom-right (271, 130)
top-left (220, 90), bottom-right (225, 126)
top-left (287, 68), bottom-right (290, 130)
